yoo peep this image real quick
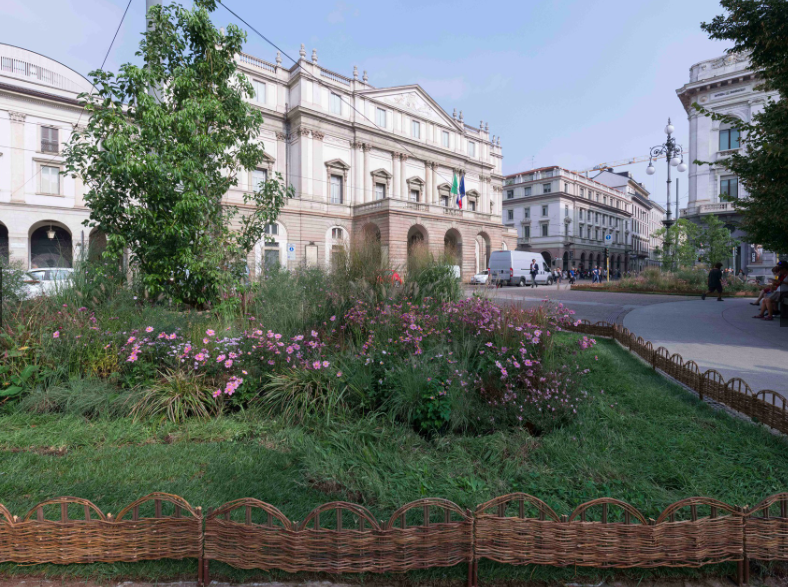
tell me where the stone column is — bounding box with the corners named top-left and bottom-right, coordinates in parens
top-left (400, 154), bottom-right (408, 199)
top-left (425, 162), bottom-right (433, 204)
top-left (298, 127), bottom-right (310, 199)
top-left (9, 111), bottom-right (27, 203)
top-left (392, 152), bottom-right (401, 199)
top-left (363, 143), bottom-right (371, 203)
top-left (312, 130), bottom-right (324, 201)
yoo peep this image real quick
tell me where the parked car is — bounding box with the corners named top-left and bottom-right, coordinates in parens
top-left (488, 251), bottom-right (553, 286)
top-left (470, 269), bottom-right (489, 285)
top-left (377, 270), bottom-right (403, 286)
top-left (23, 268), bottom-right (73, 298)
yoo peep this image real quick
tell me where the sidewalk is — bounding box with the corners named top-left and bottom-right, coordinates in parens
top-left (623, 297), bottom-right (788, 397)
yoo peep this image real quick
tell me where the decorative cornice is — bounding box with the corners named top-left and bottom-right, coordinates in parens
top-left (8, 111), bottom-right (27, 123)
top-left (297, 127), bottom-right (311, 137)
top-left (312, 130), bottom-right (325, 141)
top-left (275, 131), bottom-right (287, 140)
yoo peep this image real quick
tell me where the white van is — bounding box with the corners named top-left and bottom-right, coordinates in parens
top-left (488, 251), bottom-right (553, 286)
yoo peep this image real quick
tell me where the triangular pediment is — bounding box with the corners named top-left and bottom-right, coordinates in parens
top-left (360, 85), bottom-right (461, 130)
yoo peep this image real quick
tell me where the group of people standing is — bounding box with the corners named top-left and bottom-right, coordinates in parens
top-left (701, 260), bottom-right (787, 321)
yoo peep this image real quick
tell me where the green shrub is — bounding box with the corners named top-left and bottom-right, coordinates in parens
top-left (18, 377), bottom-right (133, 418)
top-left (131, 371), bottom-right (217, 423)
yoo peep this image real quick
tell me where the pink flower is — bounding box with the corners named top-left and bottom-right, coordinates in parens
top-left (145, 326), bottom-right (154, 333)
top-left (217, 354), bottom-right (226, 363)
top-left (336, 371), bottom-right (343, 377)
top-left (206, 329), bottom-right (216, 337)
top-left (312, 361), bottom-right (321, 369)
top-left (53, 331), bottom-right (60, 339)
top-left (322, 360), bottom-right (330, 368)
top-left (311, 330), bottom-right (319, 338)
top-left (224, 359), bottom-right (233, 368)
top-left (330, 316), bottom-right (336, 322)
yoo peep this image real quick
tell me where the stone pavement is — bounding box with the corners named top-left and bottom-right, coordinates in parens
top-left (624, 297), bottom-right (788, 397)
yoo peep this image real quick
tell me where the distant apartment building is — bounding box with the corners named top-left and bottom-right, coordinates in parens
top-left (676, 52), bottom-right (780, 277)
top-left (500, 166), bottom-right (637, 272)
top-left (592, 169), bottom-right (666, 270)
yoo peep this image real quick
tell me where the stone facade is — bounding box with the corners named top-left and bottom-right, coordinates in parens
top-left (0, 43), bottom-right (516, 279)
top-left (592, 169), bottom-right (666, 270)
top-left (501, 166), bottom-right (635, 273)
top-left (676, 52), bottom-right (780, 277)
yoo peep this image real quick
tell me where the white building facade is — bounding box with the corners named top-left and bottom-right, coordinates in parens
top-left (501, 166), bottom-right (634, 273)
top-left (0, 42), bottom-right (516, 278)
top-left (676, 52), bottom-right (780, 277)
top-left (593, 169), bottom-right (666, 270)
top-left (0, 44), bottom-right (95, 268)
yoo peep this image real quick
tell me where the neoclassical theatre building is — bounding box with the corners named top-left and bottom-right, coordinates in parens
top-left (0, 42), bottom-right (516, 279)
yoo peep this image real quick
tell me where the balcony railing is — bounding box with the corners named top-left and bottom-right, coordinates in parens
top-left (239, 52), bottom-right (277, 72)
top-left (681, 202), bottom-right (737, 217)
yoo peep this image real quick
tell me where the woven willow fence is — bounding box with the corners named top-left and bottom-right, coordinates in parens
top-left (2, 492), bottom-right (788, 586)
top-left (565, 320), bottom-right (788, 435)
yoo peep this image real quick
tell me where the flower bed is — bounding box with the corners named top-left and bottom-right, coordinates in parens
top-left (570, 268), bottom-right (759, 296)
top-left (29, 290), bottom-right (598, 435)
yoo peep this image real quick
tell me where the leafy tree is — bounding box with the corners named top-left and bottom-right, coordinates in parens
top-left (696, 214), bottom-right (741, 266)
top-left (65, 0), bottom-right (292, 306)
top-left (652, 219), bottom-right (701, 269)
top-left (693, 0), bottom-right (788, 255)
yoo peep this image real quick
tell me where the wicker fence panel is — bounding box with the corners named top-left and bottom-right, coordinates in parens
top-left (667, 353), bottom-right (683, 380)
top-left (751, 391), bottom-right (788, 434)
top-left (745, 493), bottom-right (788, 561)
top-left (700, 370), bottom-right (727, 403)
top-left (682, 360), bottom-right (702, 393)
top-left (204, 498), bottom-right (295, 571)
top-left (723, 378), bottom-right (753, 415)
top-left (206, 499), bottom-right (472, 574)
top-left (108, 493), bottom-right (203, 562)
top-left (654, 347), bottom-right (671, 372)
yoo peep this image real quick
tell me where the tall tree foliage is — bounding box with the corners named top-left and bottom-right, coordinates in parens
top-left (694, 0), bottom-right (788, 255)
top-left (65, 0), bottom-right (292, 306)
top-left (652, 216), bottom-right (739, 268)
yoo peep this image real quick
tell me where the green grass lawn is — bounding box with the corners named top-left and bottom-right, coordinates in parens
top-left (1, 334), bottom-right (787, 584)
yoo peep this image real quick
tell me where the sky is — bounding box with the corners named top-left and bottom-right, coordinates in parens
top-left (1, 0), bottom-right (733, 214)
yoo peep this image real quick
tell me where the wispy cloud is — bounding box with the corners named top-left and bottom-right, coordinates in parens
top-left (326, 1), bottom-right (357, 24)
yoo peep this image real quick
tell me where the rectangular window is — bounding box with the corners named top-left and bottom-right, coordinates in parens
top-left (440, 195), bottom-right (449, 207)
top-left (595, 212), bottom-right (600, 223)
top-left (409, 189), bottom-right (419, 202)
top-left (564, 183), bottom-right (569, 192)
top-left (330, 174), bottom-right (343, 204)
top-left (579, 188), bottom-right (584, 197)
top-left (376, 107), bottom-right (387, 127)
top-left (579, 209), bottom-right (583, 220)
top-left (541, 224), bottom-right (548, 237)
top-left (330, 92), bottom-right (342, 115)
top-left (542, 205), bottom-right (548, 216)
top-left (542, 183), bottom-right (552, 194)
top-left (506, 190), bottom-right (514, 200)
top-left (253, 81), bottom-right (266, 104)
top-left (412, 120), bottom-right (420, 138)
top-left (524, 186), bottom-right (532, 196)
top-left (524, 209), bottom-right (530, 219)
top-left (720, 177), bottom-right (738, 199)
top-left (565, 205), bottom-right (569, 217)
top-left (507, 209), bottom-right (514, 221)
top-left (332, 227), bottom-right (343, 239)
top-left (375, 183), bottom-right (386, 200)
top-left (469, 200), bottom-right (476, 211)
top-left (603, 196), bottom-right (607, 206)
top-left (40, 165), bottom-right (60, 194)
top-left (523, 226), bottom-right (531, 238)
top-left (596, 194), bottom-right (600, 202)
top-left (442, 130), bottom-right (449, 148)
top-left (41, 127), bottom-right (59, 153)
top-left (468, 141), bottom-right (476, 157)
top-left (579, 226), bottom-right (584, 238)
top-left (265, 223), bottom-right (278, 235)
top-left (252, 168), bottom-right (268, 190)
top-left (595, 228), bottom-right (600, 241)
top-left (719, 128), bottom-right (740, 151)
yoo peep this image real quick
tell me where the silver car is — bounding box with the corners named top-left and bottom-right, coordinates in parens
top-left (470, 269), bottom-right (489, 285)
top-left (23, 268), bottom-right (73, 298)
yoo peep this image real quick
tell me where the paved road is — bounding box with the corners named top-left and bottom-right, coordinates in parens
top-left (470, 284), bottom-right (787, 395)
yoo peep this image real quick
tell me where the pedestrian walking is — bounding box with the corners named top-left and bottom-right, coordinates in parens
top-left (701, 262), bottom-right (725, 301)
top-left (529, 258), bottom-right (539, 288)
top-left (592, 266), bottom-right (600, 283)
top-left (568, 268), bottom-right (576, 285)
top-left (555, 269), bottom-right (562, 287)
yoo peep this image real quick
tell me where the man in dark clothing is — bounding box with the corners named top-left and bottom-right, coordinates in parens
top-left (529, 259), bottom-right (539, 288)
top-left (701, 262), bottom-right (725, 301)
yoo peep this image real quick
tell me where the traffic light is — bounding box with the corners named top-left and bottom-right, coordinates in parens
top-left (604, 247), bottom-right (609, 260)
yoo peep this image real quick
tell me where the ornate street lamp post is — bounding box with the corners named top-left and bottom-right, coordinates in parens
top-left (646, 119), bottom-right (687, 269)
